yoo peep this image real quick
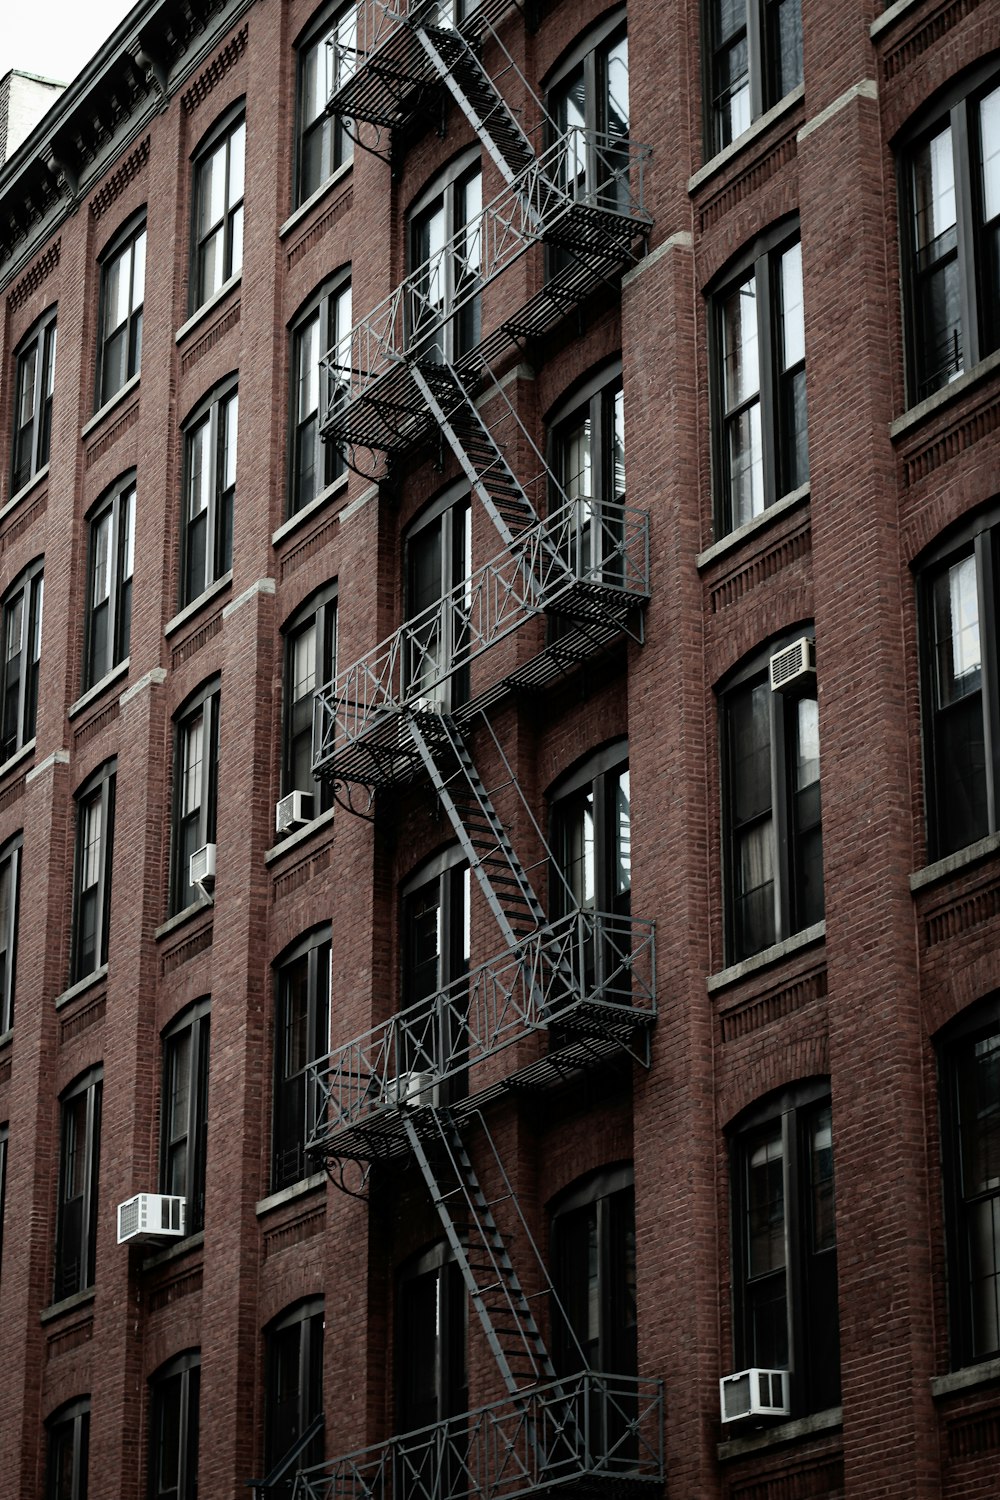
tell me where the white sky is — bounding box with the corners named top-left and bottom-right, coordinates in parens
top-left (1, 0), bottom-right (138, 88)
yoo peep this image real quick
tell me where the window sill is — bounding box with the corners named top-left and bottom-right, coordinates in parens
top-left (0, 1026), bottom-right (12, 1051)
top-left (54, 964), bottom-right (108, 1012)
top-left (68, 659), bottom-right (130, 720)
top-left (256, 1172), bottom-right (326, 1218)
top-left (910, 832), bottom-right (1000, 892)
top-left (689, 85), bottom-right (804, 195)
top-left (1, 464), bottom-right (48, 521)
top-left (870, 0), bottom-right (928, 39)
top-left (278, 158), bottom-right (354, 239)
top-left (272, 475), bottom-right (349, 547)
top-left (717, 1404), bottom-right (842, 1461)
top-left (0, 739), bottom-right (36, 783)
top-left (707, 921), bottom-right (826, 994)
top-left (176, 274), bottom-right (242, 345)
top-left (155, 896), bottom-right (214, 941)
top-left (40, 1287), bottom-right (95, 1324)
top-left (931, 1356), bottom-right (1000, 1399)
top-left (891, 348), bottom-right (1000, 441)
top-left (264, 807), bottom-right (335, 865)
top-left (697, 484), bottom-right (810, 571)
top-left (165, 572), bottom-right (233, 637)
top-left (141, 1229), bottom-right (205, 1272)
top-left (81, 372), bottom-right (140, 439)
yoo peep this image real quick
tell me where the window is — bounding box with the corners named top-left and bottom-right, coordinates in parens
top-left (180, 379), bottom-right (237, 606)
top-left (170, 681), bottom-right (220, 915)
top-left (397, 1246), bottom-right (467, 1437)
top-left (548, 13), bottom-right (629, 213)
top-left (901, 64), bottom-right (1000, 404)
top-left (1, 558), bottom-right (43, 764)
top-left (550, 366), bottom-right (625, 581)
top-left (940, 998), bottom-right (1000, 1369)
top-left (10, 306), bottom-right (56, 492)
top-left (83, 475), bottom-right (134, 690)
top-left (705, 0), bottom-right (803, 154)
top-left (552, 1165), bottom-right (636, 1374)
top-left (265, 1299), bottom-right (324, 1475)
top-left (729, 1081), bottom-right (840, 1416)
top-left (405, 486), bottom-right (471, 710)
top-left (295, 3), bottom-right (355, 205)
top-left (408, 153), bottom-right (482, 363)
top-left (400, 850), bottom-right (470, 1084)
top-left (289, 275), bottom-right (351, 515)
top-left (721, 634), bottom-right (822, 962)
top-left (550, 742), bottom-right (631, 997)
top-left (272, 927), bottom-right (330, 1191)
top-left (149, 1352), bottom-right (200, 1500)
top-left (918, 506), bottom-right (1000, 860)
top-left (161, 1000), bottom-right (211, 1235)
top-left (191, 106), bottom-right (245, 309)
top-left (0, 834), bottom-right (20, 1034)
top-left (96, 213), bottom-right (145, 408)
top-left (283, 584), bottom-right (337, 813)
top-left (55, 1069), bottom-right (102, 1302)
top-left (71, 761), bottom-right (116, 984)
top-left (46, 1398), bottom-right (90, 1500)
top-left (712, 227), bottom-right (807, 536)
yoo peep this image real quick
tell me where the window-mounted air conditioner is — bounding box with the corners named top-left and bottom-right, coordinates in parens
top-left (190, 843), bottom-right (216, 896)
top-left (769, 637), bottom-right (816, 692)
top-left (383, 1070), bottom-right (439, 1109)
top-left (117, 1192), bottom-right (187, 1245)
top-left (275, 790), bottom-right (314, 835)
top-left (719, 1367), bottom-right (790, 1423)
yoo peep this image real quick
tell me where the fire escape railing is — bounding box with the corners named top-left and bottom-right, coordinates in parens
top-left (306, 910), bottom-right (655, 1161)
top-left (292, 1373), bottom-right (665, 1500)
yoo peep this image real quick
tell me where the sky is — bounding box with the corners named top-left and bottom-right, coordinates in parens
top-left (1, 0), bottom-right (137, 88)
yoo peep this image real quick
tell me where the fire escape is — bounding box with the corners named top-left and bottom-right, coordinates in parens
top-left (294, 3), bottom-right (663, 1497)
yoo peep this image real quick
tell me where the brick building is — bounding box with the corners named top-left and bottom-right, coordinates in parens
top-left (0, 0), bottom-right (999, 1495)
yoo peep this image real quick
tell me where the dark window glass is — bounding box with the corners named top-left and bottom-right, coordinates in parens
top-left (0, 1124), bottom-right (7, 1282)
top-left (273, 929), bottom-right (330, 1191)
top-left (731, 1082), bottom-right (839, 1416)
top-left (404, 488), bottom-right (471, 711)
top-left (0, 834), bottom-right (21, 1034)
top-left (902, 68), bottom-right (1000, 403)
top-left (549, 15), bottom-right (629, 220)
top-left (1, 558), bottom-right (43, 764)
top-left (289, 276), bottom-right (351, 516)
top-left (397, 1246), bottom-right (467, 1436)
top-left (706, 0), bottom-right (803, 154)
top-left (713, 230), bottom-right (807, 535)
top-left (96, 215), bottom-right (145, 407)
top-left (170, 682), bottom-right (220, 915)
top-left (266, 1300), bottom-right (324, 1474)
top-left (191, 109), bottom-right (245, 310)
top-left (296, 4), bottom-right (356, 205)
top-left (408, 155), bottom-right (482, 363)
top-left (10, 307), bottom-right (56, 492)
top-left (283, 584), bottom-right (337, 811)
top-left (551, 368), bottom-right (626, 587)
top-left (84, 475), bottom-right (135, 690)
top-left (180, 381), bottom-right (237, 606)
top-left (72, 762), bottom-right (116, 984)
top-left (46, 1399), bottom-right (90, 1500)
top-left (149, 1352), bottom-right (200, 1500)
top-left (55, 1070), bottom-right (102, 1302)
top-left (400, 852), bottom-right (469, 1089)
top-left (160, 1000), bottom-right (211, 1235)
top-left (940, 998), bottom-right (1000, 1368)
top-left (722, 636), bottom-right (822, 962)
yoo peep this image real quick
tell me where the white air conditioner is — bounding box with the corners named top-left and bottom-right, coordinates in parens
top-left (769, 637), bottom-right (816, 692)
top-left (190, 843), bottom-right (216, 896)
top-left (276, 790), bottom-right (314, 835)
top-left (117, 1192), bottom-right (187, 1245)
top-left (719, 1367), bottom-right (790, 1423)
top-left (383, 1070), bottom-right (439, 1109)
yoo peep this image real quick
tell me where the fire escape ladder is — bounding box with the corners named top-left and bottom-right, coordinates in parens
top-left (405, 711), bottom-right (547, 951)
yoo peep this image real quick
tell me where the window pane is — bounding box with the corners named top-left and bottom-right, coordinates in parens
top-left (809, 1105), bottom-right (836, 1253)
top-left (913, 126), bottom-right (963, 393)
top-left (935, 555), bottom-right (982, 706)
top-left (767, 0), bottom-right (803, 100)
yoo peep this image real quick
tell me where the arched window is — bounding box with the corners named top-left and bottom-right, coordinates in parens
top-left (149, 1351), bottom-right (200, 1500)
top-left (83, 472), bottom-right (134, 691)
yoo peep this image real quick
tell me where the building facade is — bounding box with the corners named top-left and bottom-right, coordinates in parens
top-left (0, 0), bottom-right (999, 1495)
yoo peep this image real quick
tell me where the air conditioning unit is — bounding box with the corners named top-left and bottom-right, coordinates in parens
top-left (189, 843), bottom-right (216, 896)
top-left (719, 1368), bottom-right (790, 1423)
top-left (117, 1192), bottom-right (187, 1245)
top-left (275, 790), bottom-right (314, 835)
top-left (383, 1070), bottom-right (439, 1109)
top-left (769, 637), bottom-right (816, 692)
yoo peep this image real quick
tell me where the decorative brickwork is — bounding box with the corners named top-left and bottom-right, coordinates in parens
top-left (160, 925), bottom-right (214, 976)
top-left (287, 186), bottom-right (354, 268)
top-left (181, 22), bottom-right (249, 113)
top-left (720, 965), bottom-right (828, 1043)
top-left (180, 299), bottom-right (241, 371)
top-left (709, 523), bottom-right (811, 612)
top-left (6, 238), bottom-right (59, 311)
top-left (698, 131), bottom-right (797, 234)
top-left (170, 611), bottom-right (224, 669)
top-left (89, 136), bottom-right (151, 219)
top-left (263, 1206), bottom-right (325, 1258)
top-left (882, 0), bottom-right (988, 80)
top-left (60, 994), bottom-right (107, 1044)
top-left (901, 386), bottom-right (1000, 486)
top-left (85, 396), bottom-right (140, 467)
